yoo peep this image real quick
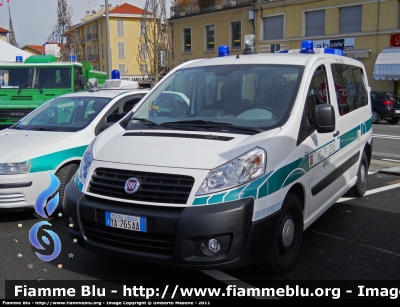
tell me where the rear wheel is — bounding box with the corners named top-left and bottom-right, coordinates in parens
top-left (348, 151), bottom-right (368, 197)
top-left (55, 164), bottom-right (79, 213)
top-left (371, 110), bottom-right (381, 124)
top-left (387, 118), bottom-right (399, 125)
top-left (256, 193), bottom-right (303, 274)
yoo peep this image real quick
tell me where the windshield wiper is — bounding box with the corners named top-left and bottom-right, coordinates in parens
top-left (161, 120), bottom-right (264, 133)
top-left (17, 84), bottom-right (26, 94)
top-left (161, 120), bottom-right (233, 127)
top-left (31, 127), bottom-right (58, 131)
top-left (132, 118), bottom-right (160, 126)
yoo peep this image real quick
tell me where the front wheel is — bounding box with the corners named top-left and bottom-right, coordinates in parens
top-left (256, 193), bottom-right (303, 274)
top-left (55, 164), bottom-right (79, 213)
top-left (348, 151), bottom-right (368, 197)
top-left (387, 118), bottom-right (399, 125)
top-left (371, 110), bottom-right (381, 124)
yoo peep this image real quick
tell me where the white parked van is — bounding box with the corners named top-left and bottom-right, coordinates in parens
top-left (63, 36), bottom-right (373, 273)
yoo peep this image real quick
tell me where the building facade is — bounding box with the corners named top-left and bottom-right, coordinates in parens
top-left (74, 3), bottom-right (145, 80)
top-left (169, 0), bottom-right (400, 95)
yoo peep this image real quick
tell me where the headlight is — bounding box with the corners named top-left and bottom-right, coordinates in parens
top-left (77, 138), bottom-right (96, 185)
top-left (196, 148), bottom-right (266, 196)
top-left (0, 162), bottom-right (31, 175)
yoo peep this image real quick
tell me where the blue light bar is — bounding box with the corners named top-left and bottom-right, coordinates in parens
top-left (218, 45), bottom-right (230, 57)
top-left (300, 40), bottom-right (315, 54)
top-left (15, 55), bottom-right (23, 62)
top-left (324, 48), bottom-right (345, 56)
top-left (68, 54), bottom-right (77, 62)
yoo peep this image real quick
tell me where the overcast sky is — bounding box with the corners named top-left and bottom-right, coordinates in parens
top-left (0, 0), bottom-right (169, 47)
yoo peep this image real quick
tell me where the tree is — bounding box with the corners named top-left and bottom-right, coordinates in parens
top-left (47, 0), bottom-right (83, 62)
top-left (137, 0), bottom-right (174, 85)
top-left (171, 0), bottom-right (191, 14)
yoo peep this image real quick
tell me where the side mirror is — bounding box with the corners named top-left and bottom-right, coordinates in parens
top-left (77, 75), bottom-right (86, 87)
top-left (312, 104), bottom-right (335, 133)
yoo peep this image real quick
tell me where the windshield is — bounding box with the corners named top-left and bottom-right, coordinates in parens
top-left (0, 67), bottom-right (72, 89)
top-left (9, 95), bottom-right (111, 132)
top-left (127, 64), bottom-right (303, 134)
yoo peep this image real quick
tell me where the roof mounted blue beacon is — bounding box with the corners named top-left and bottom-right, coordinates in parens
top-left (324, 48), bottom-right (345, 56)
top-left (68, 53), bottom-right (77, 62)
top-left (111, 69), bottom-right (120, 79)
top-left (218, 45), bottom-right (230, 57)
top-left (300, 40), bottom-right (315, 54)
top-left (15, 55), bottom-right (23, 62)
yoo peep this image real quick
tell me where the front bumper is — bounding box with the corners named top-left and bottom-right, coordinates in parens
top-left (0, 171), bottom-right (50, 210)
top-left (63, 181), bottom-right (280, 270)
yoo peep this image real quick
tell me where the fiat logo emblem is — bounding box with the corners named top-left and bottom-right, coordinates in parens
top-left (124, 178), bottom-right (140, 194)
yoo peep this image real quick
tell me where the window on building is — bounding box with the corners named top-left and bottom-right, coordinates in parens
top-left (205, 25), bottom-right (215, 51)
top-left (231, 21), bottom-right (241, 49)
top-left (339, 5), bottom-right (362, 33)
top-left (183, 28), bottom-right (191, 52)
top-left (118, 42), bottom-right (125, 59)
top-left (100, 21), bottom-right (103, 38)
top-left (93, 24), bottom-right (97, 39)
top-left (263, 15), bottom-right (284, 40)
top-left (305, 10), bottom-right (325, 36)
top-left (102, 65), bottom-right (105, 72)
top-left (86, 26), bottom-right (91, 41)
top-left (117, 19), bottom-right (124, 37)
top-left (87, 46), bottom-right (91, 60)
top-left (118, 64), bottom-right (126, 75)
top-left (101, 43), bottom-right (104, 60)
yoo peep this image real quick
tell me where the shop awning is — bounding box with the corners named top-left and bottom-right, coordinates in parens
top-left (373, 47), bottom-right (400, 80)
top-left (344, 49), bottom-right (371, 59)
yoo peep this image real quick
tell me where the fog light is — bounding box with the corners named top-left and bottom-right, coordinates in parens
top-left (207, 239), bottom-right (221, 254)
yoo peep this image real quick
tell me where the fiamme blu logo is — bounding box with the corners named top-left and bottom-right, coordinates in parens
top-left (29, 171), bottom-right (62, 261)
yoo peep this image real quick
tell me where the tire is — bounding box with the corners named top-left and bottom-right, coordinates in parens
top-left (371, 110), bottom-right (381, 124)
top-left (348, 151), bottom-right (368, 197)
top-left (256, 193), bottom-right (303, 274)
top-left (55, 164), bottom-right (79, 213)
top-left (387, 118), bottom-right (399, 125)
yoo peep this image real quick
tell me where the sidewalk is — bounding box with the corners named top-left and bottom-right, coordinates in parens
top-left (370, 159), bottom-right (400, 176)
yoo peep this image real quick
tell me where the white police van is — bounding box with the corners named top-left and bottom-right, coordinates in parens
top-left (64, 35), bottom-right (373, 273)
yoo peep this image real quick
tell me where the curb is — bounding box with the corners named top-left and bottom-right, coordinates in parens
top-left (378, 166), bottom-right (400, 176)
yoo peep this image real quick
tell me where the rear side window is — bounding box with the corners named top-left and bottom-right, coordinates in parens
top-left (331, 64), bottom-right (368, 116)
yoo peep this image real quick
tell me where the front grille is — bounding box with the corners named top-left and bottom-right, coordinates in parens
top-left (82, 220), bottom-right (175, 257)
top-left (0, 108), bottom-right (33, 118)
top-left (88, 168), bottom-right (195, 204)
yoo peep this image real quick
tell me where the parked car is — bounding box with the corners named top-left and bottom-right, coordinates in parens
top-left (370, 90), bottom-right (400, 124)
top-left (0, 83), bottom-right (149, 212)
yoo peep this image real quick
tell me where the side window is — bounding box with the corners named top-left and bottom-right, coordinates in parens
top-left (106, 96), bottom-right (144, 123)
top-left (331, 64), bottom-right (358, 116)
top-left (351, 66), bottom-right (368, 107)
top-left (306, 65), bottom-right (329, 123)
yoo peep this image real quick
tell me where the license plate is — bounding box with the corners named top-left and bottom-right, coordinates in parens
top-left (395, 110), bottom-right (400, 114)
top-left (105, 212), bottom-right (146, 232)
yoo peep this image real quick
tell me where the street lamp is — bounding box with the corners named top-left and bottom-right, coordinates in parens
top-left (105, 0), bottom-right (112, 79)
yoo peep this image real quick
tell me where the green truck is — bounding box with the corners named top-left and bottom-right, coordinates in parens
top-left (0, 54), bottom-right (107, 127)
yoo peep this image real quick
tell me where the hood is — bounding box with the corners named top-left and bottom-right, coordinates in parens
top-left (93, 126), bottom-right (280, 169)
top-left (0, 129), bottom-right (73, 162)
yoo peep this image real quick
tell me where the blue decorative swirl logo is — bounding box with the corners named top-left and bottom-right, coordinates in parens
top-left (29, 172), bottom-right (62, 261)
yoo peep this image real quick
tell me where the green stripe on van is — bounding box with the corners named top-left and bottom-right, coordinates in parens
top-left (28, 145), bottom-right (88, 173)
top-left (192, 118), bottom-right (371, 206)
